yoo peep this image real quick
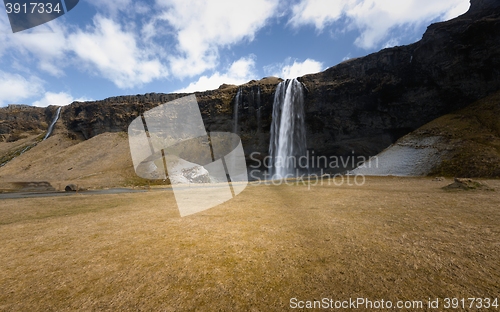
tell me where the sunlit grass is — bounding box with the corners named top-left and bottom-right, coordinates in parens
top-left (0, 177), bottom-right (499, 311)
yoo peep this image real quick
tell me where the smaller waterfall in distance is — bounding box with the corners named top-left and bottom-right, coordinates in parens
top-left (233, 88), bottom-right (242, 134)
top-left (269, 79), bottom-right (307, 179)
top-left (43, 106), bottom-right (62, 140)
top-left (255, 86), bottom-right (262, 133)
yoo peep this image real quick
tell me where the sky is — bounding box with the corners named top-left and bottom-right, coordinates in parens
top-left (0, 0), bottom-right (470, 107)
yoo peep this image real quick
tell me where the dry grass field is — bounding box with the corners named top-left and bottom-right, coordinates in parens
top-left (0, 177), bottom-right (499, 311)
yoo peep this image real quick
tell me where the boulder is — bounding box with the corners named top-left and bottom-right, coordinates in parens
top-left (65, 184), bottom-right (78, 192)
top-left (442, 178), bottom-right (494, 191)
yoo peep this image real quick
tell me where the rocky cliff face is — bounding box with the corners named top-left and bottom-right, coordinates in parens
top-left (1, 0), bottom-right (500, 171)
top-left (58, 77), bottom-right (282, 160)
top-left (0, 106), bottom-right (53, 142)
top-left (299, 0), bottom-right (500, 159)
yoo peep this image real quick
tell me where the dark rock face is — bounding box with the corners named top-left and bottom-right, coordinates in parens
top-left (299, 0), bottom-right (500, 158)
top-left (2, 0), bottom-right (500, 167)
top-left (60, 77), bottom-right (282, 159)
top-left (468, 0), bottom-right (500, 13)
top-left (0, 106), bottom-right (55, 137)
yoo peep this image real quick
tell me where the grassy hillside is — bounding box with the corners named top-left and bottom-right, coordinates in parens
top-left (412, 90), bottom-right (500, 178)
top-left (0, 130), bottom-right (142, 190)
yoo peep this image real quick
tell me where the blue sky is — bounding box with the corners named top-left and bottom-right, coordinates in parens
top-left (0, 0), bottom-right (470, 107)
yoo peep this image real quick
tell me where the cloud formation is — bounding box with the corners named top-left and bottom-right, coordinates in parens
top-left (288, 0), bottom-right (470, 49)
top-left (265, 58), bottom-right (324, 79)
top-left (175, 56), bottom-right (257, 93)
top-left (0, 17), bottom-right (68, 76)
top-left (157, 0), bottom-right (279, 78)
top-left (0, 71), bottom-right (44, 106)
top-left (68, 16), bottom-right (168, 88)
top-left (32, 91), bottom-right (90, 107)
top-left (0, 71), bottom-right (89, 107)
top-left (0, 0), bottom-right (473, 102)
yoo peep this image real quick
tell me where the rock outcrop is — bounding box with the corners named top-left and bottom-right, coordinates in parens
top-left (443, 178), bottom-right (495, 191)
top-left (0, 106), bottom-right (53, 140)
top-left (351, 89), bottom-right (500, 178)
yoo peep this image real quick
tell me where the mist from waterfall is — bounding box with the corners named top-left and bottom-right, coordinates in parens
top-left (269, 79), bottom-right (307, 179)
top-left (43, 106), bottom-right (62, 140)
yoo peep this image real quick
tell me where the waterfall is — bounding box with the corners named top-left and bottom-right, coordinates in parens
top-left (43, 106), bottom-right (62, 140)
top-left (269, 79), bottom-right (307, 179)
top-left (233, 88), bottom-right (242, 134)
top-left (256, 86), bottom-right (261, 133)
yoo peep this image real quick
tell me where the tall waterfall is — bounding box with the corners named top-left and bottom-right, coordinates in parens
top-left (233, 88), bottom-right (242, 134)
top-left (43, 106), bottom-right (62, 140)
top-left (269, 79), bottom-right (307, 178)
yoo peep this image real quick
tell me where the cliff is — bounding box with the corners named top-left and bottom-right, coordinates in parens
top-left (299, 0), bottom-right (500, 158)
top-left (1, 0), bottom-right (500, 176)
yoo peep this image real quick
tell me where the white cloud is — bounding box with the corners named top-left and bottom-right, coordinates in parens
top-left (288, 0), bottom-right (470, 49)
top-left (157, 0), bottom-right (279, 78)
top-left (281, 59), bottom-right (324, 78)
top-left (0, 10), bottom-right (13, 53)
top-left (0, 71), bottom-right (44, 106)
top-left (265, 58), bottom-right (324, 79)
top-left (32, 91), bottom-right (90, 107)
top-left (0, 71), bottom-right (89, 107)
top-left (288, 0), bottom-right (349, 30)
top-left (175, 56), bottom-right (257, 93)
top-left (1, 11), bottom-right (169, 87)
top-left (0, 18), bottom-right (68, 76)
top-left (349, 0), bottom-right (470, 49)
top-left (67, 15), bottom-right (168, 88)
top-left (342, 54), bottom-right (352, 62)
top-left (383, 38), bottom-right (400, 49)
top-left (84, 0), bottom-right (149, 16)
top-left (443, 0), bottom-right (472, 20)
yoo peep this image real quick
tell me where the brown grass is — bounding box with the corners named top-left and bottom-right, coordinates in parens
top-left (0, 177), bottom-right (499, 311)
top-left (0, 132), bottom-right (136, 190)
top-left (0, 133), bottom-right (44, 166)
